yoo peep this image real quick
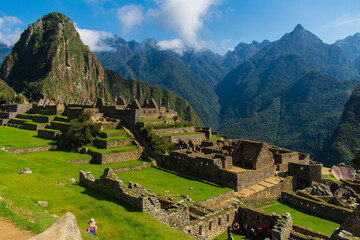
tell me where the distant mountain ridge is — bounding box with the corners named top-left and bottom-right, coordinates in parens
top-left (335, 33), bottom-right (360, 74)
top-left (216, 25), bottom-right (360, 157)
top-left (0, 43), bottom-right (11, 65)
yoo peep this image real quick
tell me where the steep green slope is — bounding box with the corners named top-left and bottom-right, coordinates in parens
top-left (105, 70), bottom-right (202, 125)
top-left (0, 12), bottom-right (111, 101)
top-left (0, 79), bottom-right (21, 104)
top-left (316, 85), bottom-right (360, 166)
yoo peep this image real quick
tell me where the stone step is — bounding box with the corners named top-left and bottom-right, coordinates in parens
top-left (235, 176), bottom-right (283, 199)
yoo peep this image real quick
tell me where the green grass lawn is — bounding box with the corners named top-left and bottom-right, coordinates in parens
top-left (260, 201), bottom-right (341, 235)
top-left (137, 119), bottom-right (164, 123)
top-left (214, 232), bottom-right (249, 240)
top-left (102, 129), bottom-right (126, 134)
top-left (116, 167), bottom-right (231, 202)
top-left (87, 145), bottom-right (140, 154)
top-left (98, 134), bottom-right (132, 141)
top-left (0, 150), bottom-right (192, 240)
top-left (210, 135), bottom-right (223, 140)
top-left (0, 126), bottom-right (56, 149)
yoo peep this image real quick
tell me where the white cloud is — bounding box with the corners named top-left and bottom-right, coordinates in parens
top-left (117, 5), bottom-right (144, 35)
top-left (76, 27), bottom-right (116, 52)
top-left (0, 15), bottom-right (22, 46)
top-left (157, 39), bottom-right (186, 54)
top-left (149, 0), bottom-right (220, 48)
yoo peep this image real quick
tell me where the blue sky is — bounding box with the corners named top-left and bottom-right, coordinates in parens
top-left (1, 0), bottom-right (360, 54)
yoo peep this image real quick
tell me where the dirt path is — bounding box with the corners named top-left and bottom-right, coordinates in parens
top-left (0, 219), bottom-right (34, 240)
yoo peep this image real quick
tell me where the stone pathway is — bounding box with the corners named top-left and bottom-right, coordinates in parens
top-left (0, 219), bottom-right (34, 240)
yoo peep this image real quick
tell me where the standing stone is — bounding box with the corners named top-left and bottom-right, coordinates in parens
top-left (30, 212), bottom-right (82, 240)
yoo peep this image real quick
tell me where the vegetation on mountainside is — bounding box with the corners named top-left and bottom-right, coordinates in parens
top-left (316, 85), bottom-right (360, 166)
top-left (0, 79), bottom-right (26, 104)
top-left (64, 111), bottom-right (101, 148)
top-left (139, 126), bottom-right (174, 155)
top-left (97, 41), bottom-right (221, 128)
top-left (216, 24), bottom-right (360, 160)
top-left (105, 69), bottom-right (202, 126)
top-left (350, 148), bottom-right (360, 169)
top-left (0, 12), bottom-right (111, 102)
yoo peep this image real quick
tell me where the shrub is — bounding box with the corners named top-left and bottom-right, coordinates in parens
top-left (350, 148), bottom-right (360, 169)
top-left (64, 111), bottom-right (101, 149)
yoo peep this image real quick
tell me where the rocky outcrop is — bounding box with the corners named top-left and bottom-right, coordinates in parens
top-left (30, 212), bottom-right (82, 240)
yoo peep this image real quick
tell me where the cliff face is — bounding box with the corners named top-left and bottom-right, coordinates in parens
top-left (0, 12), bottom-right (110, 101)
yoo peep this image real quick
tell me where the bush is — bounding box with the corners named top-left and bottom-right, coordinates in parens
top-left (64, 111), bottom-right (101, 149)
top-left (139, 127), bottom-right (174, 155)
top-left (350, 148), bottom-right (360, 169)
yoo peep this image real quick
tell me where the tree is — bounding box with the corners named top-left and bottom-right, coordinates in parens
top-left (350, 148), bottom-right (360, 169)
top-left (64, 111), bottom-right (101, 149)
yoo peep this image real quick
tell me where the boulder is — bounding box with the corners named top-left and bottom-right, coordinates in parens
top-left (37, 201), bottom-right (48, 207)
top-left (20, 168), bottom-right (32, 174)
top-left (30, 212), bottom-right (82, 240)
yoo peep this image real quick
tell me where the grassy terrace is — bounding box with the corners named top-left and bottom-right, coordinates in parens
top-left (102, 129), bottom-right (126, 134)
top-left (0, 126), bottom-right (197, 239)
top-left (18, 113), bottom-right (67, 118)
top-left (257, 201), bottom-right (341, 235)
top-left (137, 119), bottom-right (164, 123)
top-left (0, 126), bottom-right (56, 149)
top-left (116, 167), bottom-right (231, 202)
top-left (160, 132), bottom-right (202, 137)
top-left (97, 134), bottom-right (132, 141)
top-left (11, 117), bottom-right (50, 126)
top-left (210, 135), bottom-right (223, 140)
top-left (87, 145), bottom-right (140, 154)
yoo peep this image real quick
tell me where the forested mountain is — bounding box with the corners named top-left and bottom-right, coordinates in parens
top-left (0, 44), bottom-right (11, 65)
top-left (216, 25), bottom-right (360, 157)
top-left (223, 40), bottom-right (270, 70)
top-left (335, 33), bottom-right (360, 73)
top-left (0, 12), bottom-right (201, 124)
top-left (96, 37), bottom-right (221, 128)
top-left (316, 85), bottom-right (360, 166)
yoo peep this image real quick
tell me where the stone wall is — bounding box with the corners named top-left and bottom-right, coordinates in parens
top-left (181, 206), bottom-right (238, 240)
top-left (0, 112), bottom-right (17, 119)
top-left (89, 149), bottom-right (143, 164)
top-left (101, 121), bottom-right (120, 130)
top-left (37, 129), bottom-right (59, 140)
top-left (0, 103), bottom-right (32, 113)
top-left (50, 121), bottom-right (70, 131)
top-left (281, 191), bottom-right (352, 221)
top-left (22, 123), bottom-right (46, 130)
top-left (113, 162), bottom-right (151, 172)
top-left (165, 133), bottom-right (206, 144)
top-left (293, 225), bottom-right (330, 240)
top-left (93, 138), bottom-right (134, 149)
top-left (236, 166), bottom-right (276, 191)
top-left (342, 180), bottom-right (360, 194)
top-left (7, 145), bottom-right (57, 154)
top-left (288, 162), bottom-right (322, 190)
top-left (152, 127), bottom-right (195, 135)
top-left (198, 190), bottom-right (235, 209)
top-left (241, 177), bottom-right (293, 207)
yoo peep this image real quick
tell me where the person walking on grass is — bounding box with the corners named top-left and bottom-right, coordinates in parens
top-left (87, 218), bottom-right (97, 236)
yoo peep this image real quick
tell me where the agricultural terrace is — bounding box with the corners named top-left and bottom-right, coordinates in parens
top-left (0, 126), bottom-right (230, 239)
top-left (257, 201), bottom-right (342, 235)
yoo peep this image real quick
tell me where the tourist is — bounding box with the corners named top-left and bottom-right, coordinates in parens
top-left (227, 225), bottom-right (234, 240)
top-left (87, 218), bottom-right (97, 236)
top-left (233, 222), bottom-right (240, 234)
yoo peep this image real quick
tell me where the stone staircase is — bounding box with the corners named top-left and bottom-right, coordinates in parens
top-left (235, 177), bottom-right (283, 199)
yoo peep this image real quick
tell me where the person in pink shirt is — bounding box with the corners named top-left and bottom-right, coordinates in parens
top-left (87, 218), bottom-right (97, 236)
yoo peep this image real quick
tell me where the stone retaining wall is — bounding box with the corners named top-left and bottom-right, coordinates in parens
top-left (37, 129), bottom-right (59, 140)
top-left (89, 149), bottom-right (143, 164)
top-left (236, 166), bottom-right (276, 191)
top-left (50, 121), bottom-right (70, 131)
top-left (281, 191), bottom-right (352, 221)
top-left (152, 127), bottom-right (195, 135)
top-left (293, 225), bottom-right (330, 240)
top-left (166, 133), bottom-right (206, 144)
top-left (342, 180), bottom-right (360, 194)
top-left (99, 131), bottom-right (126, 138)
top-left (198, 190), bottom-right (235, 209)
top-left (22, 123), bottom-right (46, 131)
top-left (0, 112), bottom-right (17, 119)
top-left (113, 162), bottom-right (151, 172)
top-left (93, 138), bottom-right (133, 149)
top-left (7, 145), bottom-right (57, 154)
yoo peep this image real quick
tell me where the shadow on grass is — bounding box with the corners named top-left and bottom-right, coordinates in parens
top-left (278, 200), bottom-right (343, 224)
top-left (78, 184), bottom-right (139, 213)
top-left (154, 166), bottom-right (229, 188)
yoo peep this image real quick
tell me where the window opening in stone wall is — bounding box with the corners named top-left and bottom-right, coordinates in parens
top-left (257, 216), bottom-right (260, 224)
top-left (227, 214), bottom-right (229, 222)
top-left (209, 222), bottom-right (212, 230)
top-left (199, 226), bottom-right (202, 235)
top-left (218, 217), bottom-right (221, 225)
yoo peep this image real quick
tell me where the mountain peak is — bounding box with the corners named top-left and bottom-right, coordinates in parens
top-left (294, 24), bottom-right (305, 32)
